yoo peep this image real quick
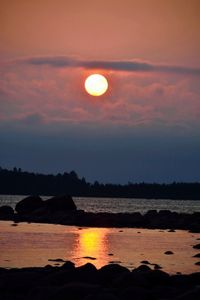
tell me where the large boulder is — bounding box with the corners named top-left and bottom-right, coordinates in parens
top-left (0, 205), bottom-right (14, 217)
top-left (15, 196), bottom-right (44, 214)
top-left (44, 195), bottom-right (77, 212)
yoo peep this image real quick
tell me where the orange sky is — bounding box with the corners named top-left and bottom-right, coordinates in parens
top-left (0, 0), bottom-right (200, 183)
top-left (1, 0), bottom-right (200, 66)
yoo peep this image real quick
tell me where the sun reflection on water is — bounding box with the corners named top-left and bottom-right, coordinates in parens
top-left (73, 228), bottom-right (109, 268)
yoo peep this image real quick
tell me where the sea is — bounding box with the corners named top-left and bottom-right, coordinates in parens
top-left (0, 195), bottom-right (200, 273)
top-left (0, 195), bottom-right (200, 214)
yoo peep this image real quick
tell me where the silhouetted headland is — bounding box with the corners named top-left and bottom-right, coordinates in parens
top-left (1, 262), bottom-right (200, 300)
top-left (0, 195), bottom-right (200, 232)
top-left (0, 167), bottom-right (200, 199)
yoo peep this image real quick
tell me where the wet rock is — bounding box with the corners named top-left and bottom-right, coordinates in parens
top-left (15, 195), bottom-right (43, 214)
top-left (193, 253), bottom-right (200, 258)
top-left (140, 260), bottom-right (151, 265)
top-left (48, 258), bottom-right (67, 263)
top-left (133, 265), bottom-right (151, 272)
top-left (82, 256), bottom-right (97, 260)
top-left (44, 195), bottom-right (77, 211)
top-left (153, 264), bottom-right (162, 270)
top-left (164, 251), bottom-right (174, 255)
top-left (193, 243), bottom-right (200, 249)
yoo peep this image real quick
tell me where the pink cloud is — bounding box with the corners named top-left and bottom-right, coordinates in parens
top-left (0, 59), bottom-right (200, 131)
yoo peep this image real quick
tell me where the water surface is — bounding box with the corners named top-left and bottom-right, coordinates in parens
top-left (0, 195), bottom-right (200, 214)
top-left (0, 221), bottom-right (199, 274)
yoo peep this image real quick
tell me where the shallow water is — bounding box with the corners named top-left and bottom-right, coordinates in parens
top-left (0, 195), bottom-right (200, 214)
top-left (0, 221), bottom-right (199, 274)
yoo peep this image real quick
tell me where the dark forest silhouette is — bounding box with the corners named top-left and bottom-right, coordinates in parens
top-left (0, 167), bottom-right (200, 199)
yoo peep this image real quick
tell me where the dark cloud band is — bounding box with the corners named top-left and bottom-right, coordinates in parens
top-left (15, 56), bottom-right (200, 76)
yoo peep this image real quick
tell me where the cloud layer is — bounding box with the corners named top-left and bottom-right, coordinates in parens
top-left (0, 55), bottom-right (200, 134)
top-left (14, 56), bottom-right (200, 76)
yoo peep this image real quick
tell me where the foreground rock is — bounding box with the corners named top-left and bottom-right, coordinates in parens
top-left (0, 263), bottom-right (200, 300)
top-left (0, 205), bottom-right (14, 219)
top-left (0, 196), bottom-right (200, 232)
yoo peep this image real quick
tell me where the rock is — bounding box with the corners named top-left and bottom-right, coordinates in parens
top-left (54, 282), bottom-right (100, 300)
top-left (48, 258), bottom-right (67, 263)
top-left (140, 260), bottom-right (151, 265)
top-left (164, 251), bottom-right (174, 255)
top-left (119, 286), bottom-right (151, 300)
top-left (98, 264), bottom-right (130, 284)
top-left (133, 265), bottom-right (151, 272)
top-left (193, 253), bottom-right (200, 258)
top-left (15, 195), bottom-right (43, 214)
top-left (145, 210), bottom-right (158, 218)
top-left (44, 195), bottom-right (77, 211)
top-left (75, 263), bottom-right (99, 284)
top-left (175, 287), bottom-right (200, 300)
top-left (0, 205), bottom-right (14, 216)
top-left (153, 264), bottom-right (162, 270)
top-left (82, 256), bottom-right (97, 260)
top-left (193, 243), bottom-right (200, 249)
top-left (144, 269), bottom-right (170, 286)
top-left (61, 261), bottom-right (75, 270)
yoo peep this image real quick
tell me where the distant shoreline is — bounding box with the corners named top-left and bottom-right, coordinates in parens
top-left (1, 167), bottom-right (200, 200)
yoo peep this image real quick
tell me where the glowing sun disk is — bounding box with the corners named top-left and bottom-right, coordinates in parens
top-left (85, 74), bottom-right (108, 96)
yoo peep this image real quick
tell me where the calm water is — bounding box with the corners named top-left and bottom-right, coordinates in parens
top-left (0, 195), bottom-right (200, 214)
top-left (0, 221), bottom-right (200, 274)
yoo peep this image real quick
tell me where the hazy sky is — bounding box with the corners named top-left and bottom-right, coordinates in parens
top-left (0, 0), bottom-right (200, 183)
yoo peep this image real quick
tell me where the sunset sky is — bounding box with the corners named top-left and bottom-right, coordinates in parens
top-left (0, 0), bottom-right (200, 183)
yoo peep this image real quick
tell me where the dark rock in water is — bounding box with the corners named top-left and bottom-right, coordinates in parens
top-left (153, 264), bottom-right (162, 270)
top-left (193, 253), bottom-right (200, 258)
top-left (140, 260), bottom-right (151, 265)
top-left (44, 195), bottom-right (77, 211)
top-left (82, 256), bottom-right (97, 260)
top-left (193, 243), bottom-right (200, 249)
top-left (0, 205), bottom-right (14, 217)
top-left (48, 258), bottom-right (67, 263)
top-left (15, 195), bottom-right (43, 214)
top-left (164, 251), bottom-right (174, 255)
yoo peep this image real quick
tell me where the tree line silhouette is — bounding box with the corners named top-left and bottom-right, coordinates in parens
top-left (0, 166), bottom-right (200, 199)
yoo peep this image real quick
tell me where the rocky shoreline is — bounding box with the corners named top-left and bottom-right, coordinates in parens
top-left (0, 195), bottom-right (200, 232)
top-left (1, 262), bottom-right (200, 300)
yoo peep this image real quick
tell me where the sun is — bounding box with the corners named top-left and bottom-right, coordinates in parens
top-left (85, 74), bottom-right (108, 96)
